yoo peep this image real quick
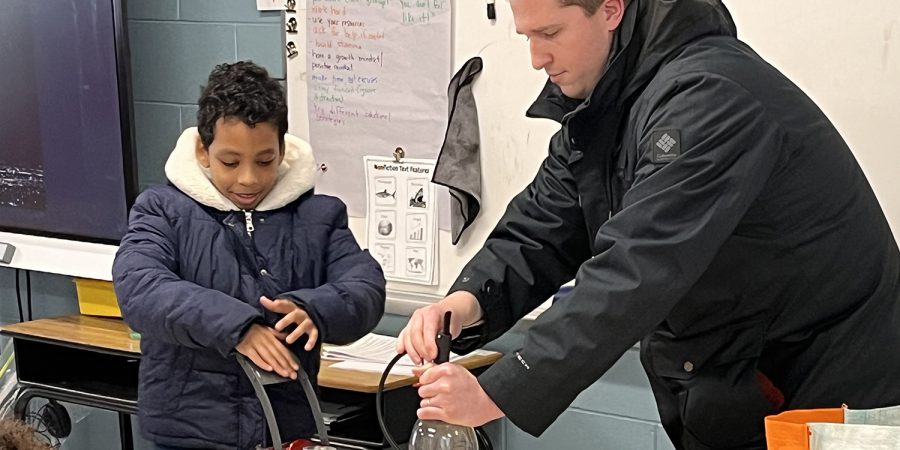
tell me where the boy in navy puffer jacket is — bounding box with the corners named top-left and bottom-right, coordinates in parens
top-left (113, 61), bottom-right (386, 450)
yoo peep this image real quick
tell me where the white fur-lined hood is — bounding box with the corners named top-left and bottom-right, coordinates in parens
top-left (164, 127), bottom-right (315, 211)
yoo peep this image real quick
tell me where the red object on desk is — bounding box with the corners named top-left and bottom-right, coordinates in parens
top-left (285, 438), bottom-right (315, 449)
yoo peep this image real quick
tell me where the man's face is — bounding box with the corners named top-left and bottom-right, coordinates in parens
top-left (196, 117), bottom-right (284, 210)
top-left (512, 0), bottom-right (624, 99)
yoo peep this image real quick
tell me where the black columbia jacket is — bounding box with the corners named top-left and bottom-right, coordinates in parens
top-left (450, 1), bottom-right (900, 448)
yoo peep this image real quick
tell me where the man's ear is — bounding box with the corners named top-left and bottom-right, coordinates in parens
top-left (195, 138), bottom-right (211, 168)
top-left (603, 0), bottom-right (626, 31)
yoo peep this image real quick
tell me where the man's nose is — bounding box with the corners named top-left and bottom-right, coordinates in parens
top-left (530, 40), bottom-right (551, 71)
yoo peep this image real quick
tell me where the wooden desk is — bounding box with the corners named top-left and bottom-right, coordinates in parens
top-left (1, 315), bottom-right (500, 449)
top-left (2, 315), bottom-right (140, 450)
top-left (320, 351), bottom-right (500, 393)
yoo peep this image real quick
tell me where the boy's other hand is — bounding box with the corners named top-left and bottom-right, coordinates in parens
top-left (236, 324), bottom-right (299, 379)
top-left (261, 296), bottom-right (319, 351)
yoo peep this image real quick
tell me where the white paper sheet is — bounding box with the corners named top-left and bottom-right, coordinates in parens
top-left (809, 423), bottom-right (900, 449)
top-left (305, 0), bottom-right (451, 217)
top-left (256, 0), bottom-right (285, 11)
top-left (322, 333), bottom-right (495, 376)
top-left (364, 155), bottom-right (438, 285)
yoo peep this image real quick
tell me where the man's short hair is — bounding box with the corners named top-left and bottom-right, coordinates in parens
top-left (196, 61), bottom-right (288, 151)
top-left (560, 0), bottom-right (630, 16)
top-left (559, 0), bottom-right (603, 15)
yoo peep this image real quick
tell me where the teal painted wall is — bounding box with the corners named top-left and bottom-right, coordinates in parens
top-left (127, 0), bottom-right (284, 191)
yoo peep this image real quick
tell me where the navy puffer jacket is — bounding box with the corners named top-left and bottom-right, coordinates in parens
top-left (113, 128), bottom-right (385, 450)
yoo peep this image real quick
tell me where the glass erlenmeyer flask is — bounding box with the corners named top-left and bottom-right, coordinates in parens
top-left (408, 419), bottom-right (478, 450)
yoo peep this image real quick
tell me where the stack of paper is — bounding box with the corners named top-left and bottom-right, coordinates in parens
top-left (322, 333), bottom-right (490, 376)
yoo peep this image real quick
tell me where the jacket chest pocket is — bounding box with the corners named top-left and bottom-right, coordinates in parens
top-left (646, 318), bottom-right (767, 379)
top-left (568, 153), bottom-right (612, 244)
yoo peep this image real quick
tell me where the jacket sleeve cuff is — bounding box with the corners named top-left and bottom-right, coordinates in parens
top-left (448, 275), bottom-right (513, 345)
top-left (478, 351), bottom-right (563, 437)
top-left (220, 308), bottom-right (264, 358)
top-left (278, 291), bottom-right (325, 333)
top-left (278, 285), bottom-right (383, 345)
top-left (450, 320), bottom-right (487, 354)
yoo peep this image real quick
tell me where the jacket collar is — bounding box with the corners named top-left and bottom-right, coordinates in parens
top-left (527, 0), bottom-right (737, 124)
top-left (164, 127), bottom-right (316, 212)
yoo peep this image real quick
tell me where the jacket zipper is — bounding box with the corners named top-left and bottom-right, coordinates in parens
top-left (243, 210), bottom-right (255, 238)
top-left (606, 170), bottom-right (614, 220)
top-left (240, 210), bottom-right (268, 449)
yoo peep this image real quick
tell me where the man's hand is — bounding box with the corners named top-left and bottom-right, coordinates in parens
top-left (414, 363), bottom-right (504, 427)
top-left (261, 296), bottom-right (319, 351)
top-left (235, 323), bottom-right (299, 379)
top-left (397, 291), bottom-right (483, 364)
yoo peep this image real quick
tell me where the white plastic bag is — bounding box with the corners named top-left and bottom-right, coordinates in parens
top-left (809, 423), bottom-right (900, 449)
top-left (0, 335), bottom-right (20, 418)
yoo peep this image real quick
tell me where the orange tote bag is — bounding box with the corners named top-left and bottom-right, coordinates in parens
top-left (765, 408), bottom-right (844, 450)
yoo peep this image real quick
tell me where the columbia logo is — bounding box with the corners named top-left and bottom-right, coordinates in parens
top-left (655, 133), bottom-right (677, 153)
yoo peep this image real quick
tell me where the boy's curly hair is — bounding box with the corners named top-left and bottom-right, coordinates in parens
top-left (0, 419), bottom-right (52, 450)
top-left (196, 61), bottom-right (288, 151)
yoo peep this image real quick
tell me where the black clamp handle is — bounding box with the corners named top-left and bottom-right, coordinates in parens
top-left (237, 353), bottom-right (333, 449)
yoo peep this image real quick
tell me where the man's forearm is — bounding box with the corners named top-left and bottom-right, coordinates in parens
top-left (441, 290), bottom-right (484, 327)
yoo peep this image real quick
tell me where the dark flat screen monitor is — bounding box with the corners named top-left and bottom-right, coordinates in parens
top-left (0, 0), bottom-right (136, 244)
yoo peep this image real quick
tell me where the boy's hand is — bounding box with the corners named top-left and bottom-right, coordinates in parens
top-left (236, 324), bottom-right (299, 379)
top-left (261, 296), bottom-right (319, 351)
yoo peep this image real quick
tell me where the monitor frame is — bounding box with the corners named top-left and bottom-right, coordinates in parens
top-left (0, 0), bottom-right (138, 246)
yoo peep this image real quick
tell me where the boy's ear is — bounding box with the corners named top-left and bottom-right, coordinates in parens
top-left (195, 138), bottom-right (211, 168)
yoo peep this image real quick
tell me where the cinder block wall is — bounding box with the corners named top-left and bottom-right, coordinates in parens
top-left (128, 0), bottom-right (284, 190)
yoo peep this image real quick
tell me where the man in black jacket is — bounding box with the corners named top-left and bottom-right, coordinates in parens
top-left (398, 0), bottom-right (900, 448)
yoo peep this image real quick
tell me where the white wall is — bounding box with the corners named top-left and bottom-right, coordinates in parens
top-left (725, 0), bottom-right (900, 237)
top-left (4, 1), bottom-right (897, 302)
top-left (289, 0), bottom-right (900, 312)
top-left (287, 1), bottom-right (559, 313)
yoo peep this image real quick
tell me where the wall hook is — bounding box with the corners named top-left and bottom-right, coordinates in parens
top-left (286, 41), bottom-right (299, 58)
top-left (286, 17), bottom-right (298, 33)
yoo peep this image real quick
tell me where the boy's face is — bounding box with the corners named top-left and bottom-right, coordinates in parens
top-left (196, 117), bottom-right (284, 210)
